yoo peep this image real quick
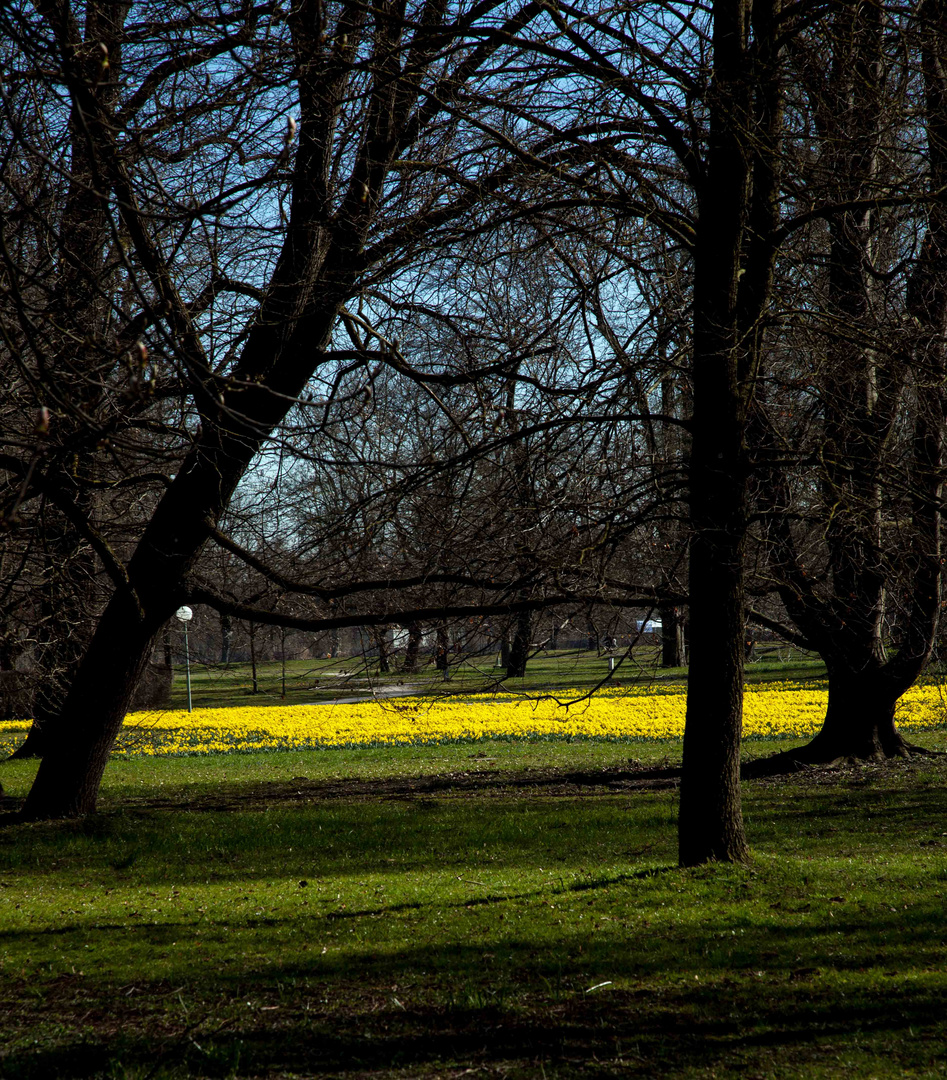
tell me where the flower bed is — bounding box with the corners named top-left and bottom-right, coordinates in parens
top-left (3, 680), bottom-right (944, 757)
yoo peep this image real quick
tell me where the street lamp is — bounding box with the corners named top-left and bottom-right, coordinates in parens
top-left (175, 605), bottom-right (193, 712)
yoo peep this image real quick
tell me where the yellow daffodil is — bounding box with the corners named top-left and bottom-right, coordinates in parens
top-left (0, 679), bottom-right (940, 757)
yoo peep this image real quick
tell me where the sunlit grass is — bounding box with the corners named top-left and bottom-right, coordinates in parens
top-left (1, 752), bottom-right (947, 1078)
top-left (156, 647), bottom-right (831, 711)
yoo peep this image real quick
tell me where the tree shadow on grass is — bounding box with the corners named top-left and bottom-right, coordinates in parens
top-left (3, 974), bottom-right (946, 1079)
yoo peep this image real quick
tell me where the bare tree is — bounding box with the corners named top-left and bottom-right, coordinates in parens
top-left (5, 0), bottom-right (576, 818)
top-left (749, 0), bottom-right (947, 765)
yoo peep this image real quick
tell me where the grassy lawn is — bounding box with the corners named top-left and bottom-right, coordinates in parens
top-left (162, 647), bottom-right (830, 710)
top-left (1, 734), bottom-right (946, 1078)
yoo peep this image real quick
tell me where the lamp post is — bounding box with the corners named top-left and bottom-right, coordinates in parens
top-left (175, 605), bottom-right (193, 712)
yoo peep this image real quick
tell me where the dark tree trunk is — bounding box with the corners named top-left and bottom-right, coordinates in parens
top-left (679, 0), bottom-right (783, 866)
top-left (402, 622), bottom-right (421, 673)
top-left (7, 725), bottom-right (47, 761)
top-left (796, 667), bottom-right (905, 762)
top-left (373, 626), bottom-right (391, 674)
top-left (755, 0), bottom-right (946, 766)
top-left (679, 415), bottom-right (750, 865)
top-left (499, 634), bottom-right (511, 669)
top-left (249, 621), bottom-right (259, 694)
top-left (434, 624), bottom-right (450, 671)
top-left (220, 613), bottom-right (233, 665)
top-left (7, 0), bottom-right (128, 762)
top-left (506, 610), bottom-right (531, 678)
top-left (280, 627), bottom-right (288, 697)
top-left (21, 591), bottom-right (161, 818)
top-left (586, 617), bottom-right (599, 653)
top-left (659, 606), bottom-right (685, 668)
top-left (679, 0), bottom-right (753, 866)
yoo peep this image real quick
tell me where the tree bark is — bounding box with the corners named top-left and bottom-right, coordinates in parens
top-left (402, 622), bottom-right (422, 674)
top-left (220, 613), bottom-right (233, 665)
top-left (659, 606), bottom-right (685, 668)
top-left (19, 0), bottom-right (509, 817)
top-left (21, 589), bottom-right (160, 817)
top-left (506, 609), bottom-right (531, 678)
top-left (435, 623), bottom-right (450, 672)
top-left (679, 0), bottom-right (784, 865)
top-left (797, 667), bottom-right (905, 762)
top-left (249, 621), bottom-right (259, 694)
top-left (754, 0), bottom-right (947, 764)
top-left (373, 626), bottom-right (391, 674)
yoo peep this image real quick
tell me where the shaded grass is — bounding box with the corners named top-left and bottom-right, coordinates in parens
top-left (0, 738), bottom-right (688, 802)
top-left (1, 745), bottom-right (946, 1077)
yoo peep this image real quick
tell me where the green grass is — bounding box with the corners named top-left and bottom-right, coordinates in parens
top-left (163, 647), bottom-right (828, 710)
top-left (0, 738), bottom-right (683, 801)
top-left (2, 736), bottom-right (947, 1078)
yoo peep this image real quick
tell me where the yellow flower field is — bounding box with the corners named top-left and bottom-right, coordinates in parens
top-left (2, 680), bottom-right (945, 757)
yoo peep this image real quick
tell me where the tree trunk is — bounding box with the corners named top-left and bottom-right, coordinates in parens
top-left (280, 627), bottom-right (288, 697)
top-left (13, 0), bottom-right (556, 820)
top-left (402, 622), bottom-right (421, 673)
top-left (586, 617), bottom-right (599, 653)
top-left (21, 591), bottom-right (160, 818)
top-left (220, 613), bottom-right (233, 665)
top-left (249, 621), bottom-right (259, 694)
top-left (679, 0), bottom-right (783, 866)
top-left (373, 626), bottom-right (391, 674)
top-left (7, 724), bottom-right (47, 761)
top-left (679, 426), bottom-right (750, 865)
top-left (9, 0), bottom-right (132, 764)
top-left (795, 667), bottom-right (906, 762)
top-left (659, 606), bottom-right (685, 668)
top-left (506, 610), bottom-right (531, 678)
top-left (434, 623), bottom-right (450, 671)
top-left (754, 0), bottom-right (946, 766)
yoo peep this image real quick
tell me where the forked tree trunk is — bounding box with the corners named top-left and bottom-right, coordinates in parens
top-left (753, 0), bottom-right (947, 768)
top-left (16, 0), bottom-right (550, 821)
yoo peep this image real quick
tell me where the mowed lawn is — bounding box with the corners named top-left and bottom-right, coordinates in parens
top-left (1, 728), bottom-right (946, 1076)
